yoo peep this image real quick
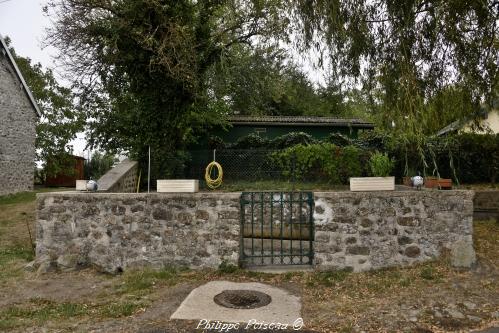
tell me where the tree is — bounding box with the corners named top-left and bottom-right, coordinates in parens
top-left (208, 46), bottom-right (316, 116)
top-left (291, 0), bottom-right (499, 135)
top-left (84, 151), bottom-right (118, 180)
top-left (5, 37), bottom-right (84, 177)
top-left (45, 0), bottom-right (289, 163)
top-left (208, 45), bottom-right (373, 118)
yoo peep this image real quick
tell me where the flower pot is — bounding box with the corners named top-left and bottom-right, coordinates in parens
top-left (425, 177), bottom-right (452, 189)
top-left (75, 180), bottom-right (88, 191)
top-left (349, 177), bottom-right (395, 191)
top-left (157, 179), bottom-right (199, 193)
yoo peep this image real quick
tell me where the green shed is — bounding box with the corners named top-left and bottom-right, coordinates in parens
top-left (216, 115), bottom-right (374, 143)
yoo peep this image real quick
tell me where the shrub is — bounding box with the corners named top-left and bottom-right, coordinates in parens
top-left (270, 132), bottom-right (316, 149)
top-left (271, 143), bottom-right (365, 184)
top-left (338, 145), bottom-right (366, 181)
top-left (325, 133), bottom-right (353, 147)
top-left (369, 152), bottom-right (394, 177)
top-left (228, 133), bottom-right (270, 149)
top-left (353, 131), bottom-right (391, 150)
top-left (218, 260), bottom-right (239, 274)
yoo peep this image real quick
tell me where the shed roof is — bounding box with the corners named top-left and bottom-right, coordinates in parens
top-left (0, 35), bottom-right (41, 117)
top-left (228, 115), bottom-right (374, 128)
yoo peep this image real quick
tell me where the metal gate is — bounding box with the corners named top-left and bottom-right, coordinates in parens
top-left (239, 192), bottom-right (314, 267)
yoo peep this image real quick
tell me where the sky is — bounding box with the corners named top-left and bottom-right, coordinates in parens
top-left (0, 0), bottom-right (89, 158)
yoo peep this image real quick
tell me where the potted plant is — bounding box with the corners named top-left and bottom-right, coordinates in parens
top-left (350, 152), bottom-right (395, 191)
top-left (424, 176), bottom-right (452, 189)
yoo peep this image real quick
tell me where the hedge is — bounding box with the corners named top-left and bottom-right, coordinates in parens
top-left (207, 132), bottom-right (499, 184)
top-left (270, 143), bottom-right (369, 184)
top-left (141, 131), bottom-right (499, 186)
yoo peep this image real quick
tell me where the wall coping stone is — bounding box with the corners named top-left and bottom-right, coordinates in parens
top-left (97, 158), bottom-right (138, 191)
top-left (36, 191), bottom-right (242, 199)
top-left (315, 189), bottom-right (474, 198)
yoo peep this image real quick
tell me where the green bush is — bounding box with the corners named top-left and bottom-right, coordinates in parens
top-left (229, 133), bottom-right (270, 149)
top-left (325, 133), bottom-right (353, 147)
top-left (271, 143), bottom-right (366, 184)
top-left (228, 132), bottom-right (316, 150)
top-left (270, 132), bottom-right (316, 149)
top-left (369, 152), bottom-right (394, 177)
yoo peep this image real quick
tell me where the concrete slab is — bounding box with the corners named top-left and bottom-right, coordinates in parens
top-left (170, 281), bottom-right (301, 326)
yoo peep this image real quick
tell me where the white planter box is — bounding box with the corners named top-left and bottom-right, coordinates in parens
top-left (76, 180), bottom-right (88, 191)
top-left (349, 177), bottom-right (395, 191)
top-left (157, 179), bottom-right (199, 193)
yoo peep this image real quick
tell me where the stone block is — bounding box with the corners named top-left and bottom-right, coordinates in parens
top-left (397, 216), bottom-right (420, 227)
top-left (404, 245), bottom-right (421, 258)
top-left (450, 239), bottom-right (476, 268)
top-left (346, 246), bottom-right (370, 255)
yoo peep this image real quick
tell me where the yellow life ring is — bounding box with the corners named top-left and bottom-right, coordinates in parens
top-left (205, 161), bottom-right (223, 189)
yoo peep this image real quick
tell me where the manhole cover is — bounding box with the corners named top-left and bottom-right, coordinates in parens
top-left (214, 289), bottom-right (272, 309)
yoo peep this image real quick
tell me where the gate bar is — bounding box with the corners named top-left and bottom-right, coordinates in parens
top-left (270, 192), bottom-right (274, 265)
top-left (260, 192), bottom-right (264, 265)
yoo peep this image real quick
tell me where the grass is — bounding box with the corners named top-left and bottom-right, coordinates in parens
top-left (0, 299), bottom-right (144, 329)
top-left (0, 246), bottom-right (34, 280)
top-left (0, 188), bottom-right (70, 205)
top-left (99, 302), bottom-right (144, 318)
top-left (0, 246), bottom-right (34, 264)
top-left (117, 267), bottom-right (184, 295)
top-left (0, 192), bottom-right (38, 205)
top-left (0, 300), bottom-right (88, 329)
top-left (308, 269), bottom-right (351, 287)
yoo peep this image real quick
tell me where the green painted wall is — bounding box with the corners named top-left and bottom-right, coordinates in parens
top-left (214, 124), bottom-right (360, 143)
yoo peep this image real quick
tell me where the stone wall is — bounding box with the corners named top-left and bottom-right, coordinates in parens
top-left (97, 159), bottom-right (138, 193)
top-left (0, 49), bottom-right (37, 196)
top-left (473, 190), bottom-right (499, 221)
top-left (35, 192), bottom-right (240, 273)
top-left (314, 190), bottom-right (475, 272)
top-left (34, 190), bottom-right (476, 274)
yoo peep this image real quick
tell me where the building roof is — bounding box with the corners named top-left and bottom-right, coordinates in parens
top-left (0, 35), bottom-right (41, 117)
top-left (228, 115), bottom-right (374, 128)
top-left (436, 106), bottom-right (497, 136)
top-left (436, 120), bottom-right (461, 136)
